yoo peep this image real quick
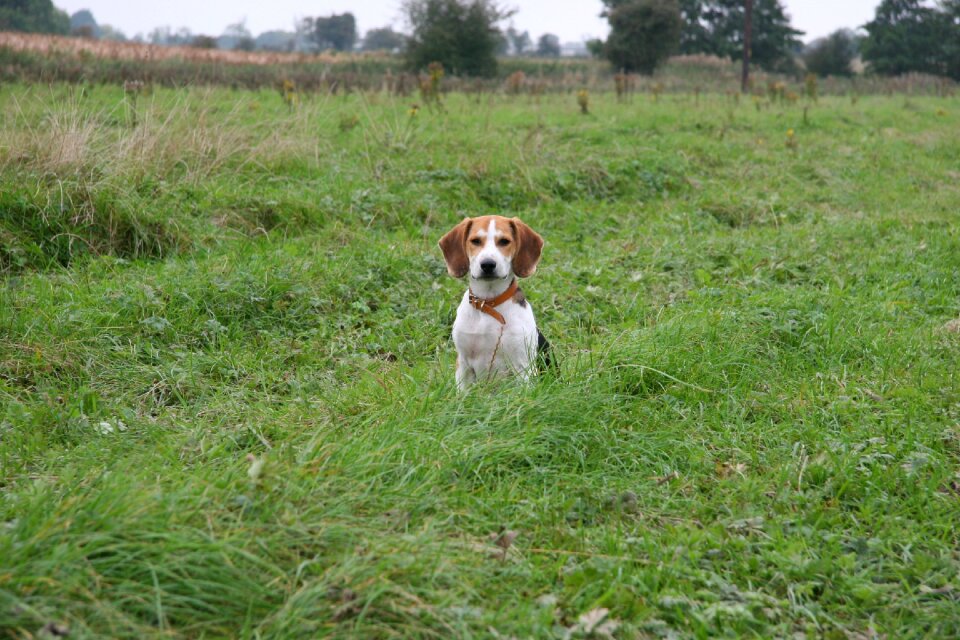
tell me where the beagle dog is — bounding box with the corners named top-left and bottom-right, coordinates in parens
top-left (439, 215), bottom-right (551, 390)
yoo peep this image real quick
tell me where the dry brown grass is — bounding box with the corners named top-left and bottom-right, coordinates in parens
top-left (0, 31), bottom-right (382, 66)
top-left (0, 88), bottom-right (329, 182)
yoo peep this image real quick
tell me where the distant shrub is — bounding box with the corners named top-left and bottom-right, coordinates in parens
top-left (804, 30), bottom-right (857, 77)
top-left (404, 0), bottom-right (511, 77)
top-left (603, 0), bottom-right (682, 74)
top-left (362, 27), bottom-right (406, 52)
top-left (71, 25), bottom-right (96, 39)
top-left (191, 35), bottom-right (218, 50)
top-left (0, 0), bottom-right (69, 35)
top-left (861, 0), bottom-right (959, 79)
top-left (234, 36), bottom-right (257, 52)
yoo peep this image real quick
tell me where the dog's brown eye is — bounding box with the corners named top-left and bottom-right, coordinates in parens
top-left (497, 238), bottom-right (510, 246)
top-left (470, 238), bottom-right (482, 245)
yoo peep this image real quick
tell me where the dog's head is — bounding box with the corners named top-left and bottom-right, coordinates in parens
top-left (439, 215), bottom-right (543, 281)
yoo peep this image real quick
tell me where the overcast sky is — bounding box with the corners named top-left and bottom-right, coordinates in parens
top-left (54, 1), bottom-right (881, 44)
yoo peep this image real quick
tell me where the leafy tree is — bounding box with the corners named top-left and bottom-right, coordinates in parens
top-left (170, 27), bottom-right (194, 45)
top-left (676, 0), bottom-right (803, 71)
top-left (309, 13), bottom-right (358, 51)
top-left (602, 0), bottom-right (682, 74)
top-left (0, 0), bottom-right (69, 34)
top-left (536, 33), bottom-right (561, 57)
top-left (191, 35), bottom-right (218, 49)
top-left (725, 0), bottom-right (802, 70)
top-left (218, 20), bottom-right (254, 50)
top-left (70, 9), bottom-right (99, 38)
top-left (222, 21), bottom-right (249, 39)
top-left (150, 26), bottom-right (197, 47)
top-left (362, 27), bottom-right (407, 51)
top-left (494, 31), bottom-right (510, 55)
top-left (505, 26), bottom-right (531, 55)
top-left (945, 0), bottom-right (960, 79)
top-left (861, 0), bottom-right (955, 77)
top-left (585, 38), bottom-right (605, 58)
top-left (98, 24), bottom-right (126, 41)
top-left (256, 30), bottom-right (296, 52)
top-left (678, 0), bottom-right (724, 55)
top-left (71, 24), bottom-right (95, 38)
top-left (803, 29), bottom-right (857, 77)
top-left (148, 26), bottom-right (172, 45)
top-left (404, 0), bottom-right (512, 76)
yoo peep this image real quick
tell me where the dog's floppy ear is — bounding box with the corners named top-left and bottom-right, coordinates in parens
top-left (511, 217), bottom-right (543, 278)
top-left (438, 218), bottom-right (472, 278)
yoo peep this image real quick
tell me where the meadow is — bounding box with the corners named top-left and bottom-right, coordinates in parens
top-left (1, 80), bottom-right (959, 638)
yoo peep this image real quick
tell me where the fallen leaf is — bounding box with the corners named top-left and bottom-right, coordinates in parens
top-left (578, 607), bottom-right (609, 633)
top-left (39, 622), bottom-right (69, 638)
top-left (490, 529), bottom-right (519, 562)
top-left (716, 462), bottom-right (747, 478)
top-left (918, 584), bottom-right (957, 597)
top-left (940, 318), bottom-right (960, 333)
top-left (246, 454), bottom-right (264, 483)
top-left (594, 620), bottom-right (621, 637)
top-left (567, 607), bottom-right (621, 638)
top-left (536, 593), bottom-right (558, 608)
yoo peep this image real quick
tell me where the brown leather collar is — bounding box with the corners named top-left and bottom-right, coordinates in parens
top-left (468, 279), bottom-right (518, 325)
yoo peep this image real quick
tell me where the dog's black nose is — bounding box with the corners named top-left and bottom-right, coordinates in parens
top-left (480, 260), bottom-right (497, 275)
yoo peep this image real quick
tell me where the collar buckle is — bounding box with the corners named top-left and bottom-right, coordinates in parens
top-left (468, 279), bottom-right (518, 326)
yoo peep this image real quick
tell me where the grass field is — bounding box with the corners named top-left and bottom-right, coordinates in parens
top-left (1, 83), bottom-right (960, 638)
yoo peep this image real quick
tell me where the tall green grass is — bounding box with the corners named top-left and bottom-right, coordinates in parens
top-left (1, 84), bottom-right (959, 638)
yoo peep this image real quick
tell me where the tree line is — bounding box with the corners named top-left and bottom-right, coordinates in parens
top-left (600, 0), bottom-right (960, 80)
top-left (3, 0), bottom-right (960, 81)
top-left (0, 1), bottom-right (564, 59)
top-left (401, 0), bottom-right (960, 81)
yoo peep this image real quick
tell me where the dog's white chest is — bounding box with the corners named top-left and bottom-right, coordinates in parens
top-left (452, 291), bottom-right (537, 387)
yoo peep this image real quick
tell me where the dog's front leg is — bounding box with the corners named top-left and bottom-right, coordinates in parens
top-left (456, 356), bottom-right (476, 391)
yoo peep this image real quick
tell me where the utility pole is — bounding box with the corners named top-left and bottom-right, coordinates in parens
top-left (741, 0), bottom-right (753, 93)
